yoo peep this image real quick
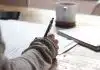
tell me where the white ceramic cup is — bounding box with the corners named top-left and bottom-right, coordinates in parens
top-left (56, 2), bottom-right (77, 23)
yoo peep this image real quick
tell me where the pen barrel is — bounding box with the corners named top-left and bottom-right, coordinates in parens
top-left (44, 23), bottom-right (52, 37)
top-left (44, 18), bottom-right (54, 37)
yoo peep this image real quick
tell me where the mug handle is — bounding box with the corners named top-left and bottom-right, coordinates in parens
top-left (63, 7), bottom-right (68, 11)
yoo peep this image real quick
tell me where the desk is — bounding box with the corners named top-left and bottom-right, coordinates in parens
top-left (25, 8), bottom-right (100, 70)
top-left (1, 8), bottom-right (100, 70)
top-left (56, 14), bottom-right (100, 60)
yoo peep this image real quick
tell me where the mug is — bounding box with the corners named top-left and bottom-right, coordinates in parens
top-left (55, 2), bottom-right (77, 28)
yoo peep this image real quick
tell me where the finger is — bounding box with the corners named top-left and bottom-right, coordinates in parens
top-left (53, 39), bottom-right (59, 49)
top-left (48, 35), bottom-right (58, 45)
top-left (54, 44), bottom-right (59, 50)
top-left (47, 34), bottom-right (59, 49)
top-left (53, 39), bottom-right (58, 45)
top-left (56, 45), bottom-right (59, 49)
top-left (48, 34), bottom-right (55, 39)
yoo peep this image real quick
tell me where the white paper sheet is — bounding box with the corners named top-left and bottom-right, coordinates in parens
top-left (0, 20), bottom-right (76, 59)
top-left (59, 26), bottom-right (100, 46)
top-left (55, 35), bottom-right (77, 55)
top-left (57, 54), bottom-right (100, 70)
top-left (0, 20), bottom-right (47, 59)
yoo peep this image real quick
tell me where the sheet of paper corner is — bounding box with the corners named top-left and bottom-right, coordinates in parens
top-left (56, 35), bottom-right (77, 55)
top-left (56, 54), bottom-right (100, 70)
top-left (0, 20), bottom-right (77, 59)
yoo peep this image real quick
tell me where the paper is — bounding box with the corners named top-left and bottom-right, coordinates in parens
top-left (59, 26), bottom-right (100, 46)
top-left (0, 20), bottom-right (47, 59)
top-left (56, 54), bottom-right (100, 70)
top-left (66, 45), bottom-right (100, 60)
top-left (55, 35), bottom-right (77, 54)
top-left (0, 20), bottom-right (77, 59)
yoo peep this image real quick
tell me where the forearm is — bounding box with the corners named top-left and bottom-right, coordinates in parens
top-left (21, 37), bottom-right (57, 70)
top-left (3, 37), bottom-right (57, 70)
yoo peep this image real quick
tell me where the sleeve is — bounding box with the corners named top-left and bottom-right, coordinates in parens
top-left (4, 37), bottom-right (58, 70)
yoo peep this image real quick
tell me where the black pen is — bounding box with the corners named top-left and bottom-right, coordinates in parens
top-left (44, 18), bottom-right (54, 37)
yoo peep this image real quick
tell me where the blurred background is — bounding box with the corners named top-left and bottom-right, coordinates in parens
top-left (0, 0), bottom-right (100, 22)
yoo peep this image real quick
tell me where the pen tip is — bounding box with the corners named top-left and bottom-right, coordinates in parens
top-left (52, 18), bottom-right (54, 20)
top-left (51, 18), bottom-right (54, 22)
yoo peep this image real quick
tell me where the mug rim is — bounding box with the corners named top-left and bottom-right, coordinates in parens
top-left (56, 1), bottom-right (77, 6)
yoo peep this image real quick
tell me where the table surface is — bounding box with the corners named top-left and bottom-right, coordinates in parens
top-left (24, 8), bottom-right (100, 70)
top-left (2, 7), bottom-right (100, 70)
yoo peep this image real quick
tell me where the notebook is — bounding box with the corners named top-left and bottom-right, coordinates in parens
top-left (0, 20), bottom-right (47, 59)
top-left (58, 26), bottom-right (100, 52)
top-left (0, 20), bottom-right (77, 58)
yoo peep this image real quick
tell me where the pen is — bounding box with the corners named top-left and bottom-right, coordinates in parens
top-left (61, 44), bottom-right (78, 55)
top-left (44, 18), bottom-right (54, 37)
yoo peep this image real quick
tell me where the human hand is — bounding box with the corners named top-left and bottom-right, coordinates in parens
top-left (47, 34), bottom-right (59, 51)
top-left (47, 34), bottom-right (59, 63)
